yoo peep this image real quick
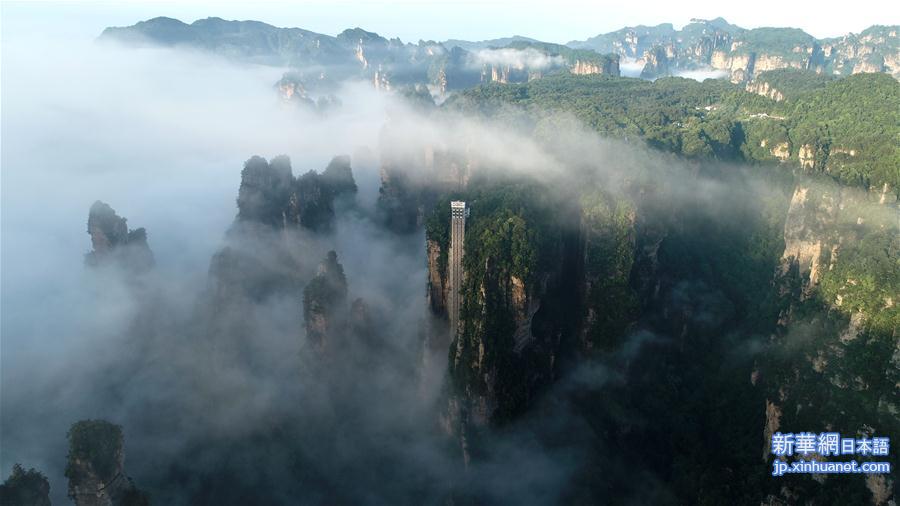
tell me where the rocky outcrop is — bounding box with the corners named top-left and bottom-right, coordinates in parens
top-left (745, 79), bottom-right (785, 101)
top-left (426, 239), bottom-right (448, 317)
top-left (570, 55), bottom-right (620, 76)
top-left (761, 140), bottom-right (791, 160)
top-left (762, 176), bottom-right (898, 505)
top-left (236, 155), bottom-right (295, 227)
top-left (762, 399), bottom-right (783, 460)
top-left (65, 420), bottom-right (148, 506)
top-left (303, 251), bottom-right (348, 351)
top-left (354, 38), bottom-right (369, 69)
top-left (778, 184), bottom-right (837, 296)
top-left (274, 73), bottom-right (341, 112)
top-left (797, 144), bottom-right (817, 169)
top-left (275, 73), bottom-right (312, 105)
top-left (294, 170), bottom-right (336, 232)
top-left (0, 464), bottom-right (51, 506)
top-left (320, 155), bottom-right (358, 196)
top-left (640, 46), bottom-right (671, 79)
top-left (775, 177), bottom-right (898, 312)
top-left (236, 154), bottom-right (356, 232)
top-left (866, 474), bottom-right (892, 506)
top-left (710, 43), bottom-right (826, 83)
top-left (300, 252), bottom-right (383, 358)
top-left (852, 55), bottom-right (885, 74)
top-left (822, 26), bottom-right (900, 79)
top-left (85, 201), bottom-right (154, 273)
top-left (373, 65), bottom-right (391, 91)
top-left (710, 50), bottom-right (756, 83)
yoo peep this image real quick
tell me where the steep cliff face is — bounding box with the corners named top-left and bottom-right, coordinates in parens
top-left (710, 39), bottom-right (826, 83)
top-left (570, 56), bottom-right (620, 76)
top-left (578, 192), bottom-right (639, 353)
top-left (684, 28), bottom-right (733, 64)
top-left (85, 201), bottom-right (154, 273)
top-left (444, 235), bottom-right (569, 436)
top-left (712, 44), bottom-right (823, 83)
top-left (65, 420), bottom-right (148, 506)
top-left (301, 251), bottom-right (384, 363)
top-left (423, 185), bottom-right (592, 466)
top-left (777, 184), bottom-right (837, 296)
top-left (773, 177), bottom-right (898, 341)
top-left (426, 239), bottom-right (449, 318)
top-left (760, 177), bottom-right (898, 505)
top-left (640, 46), bottom-right (671, 79)
top-left (427, 47), bottom-right (481, 92)
top-left (0, 464), bottom-right (51, 506)
top-left (480, 63), bottom-right (532, 84)
top-left (469, 44), bottom-right (620, 83)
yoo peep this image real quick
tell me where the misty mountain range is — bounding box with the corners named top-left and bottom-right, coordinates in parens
top-left (100, 16), bottom-right (900, 91)
top-left (2, 11), bottom-right (898, 506)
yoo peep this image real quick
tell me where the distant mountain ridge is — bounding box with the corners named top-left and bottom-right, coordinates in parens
top-left (99, 16), bottom-right (620, 96)
top-left (442, 35), bottom-right (542, 51)
top-left (567, 17), bottom-right (900, 81)
top-left (100, 16), bottom-right (899, 91)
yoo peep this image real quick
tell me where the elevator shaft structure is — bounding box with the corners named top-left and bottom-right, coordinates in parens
top-left (449, 201), bottom-right (467, 339)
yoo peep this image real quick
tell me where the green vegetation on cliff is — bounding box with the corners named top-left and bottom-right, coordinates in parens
top-left (784, 73), bottom-right (900, 188)
top-left (579, 191), bottom-right (638, 351)
top-left (819, 228), bottom-right (900, 334)
top-left (429, 177), bottom-right (567, 422)
top-left (750, 68), bottom-right (836, 100)
top-left (65, 420), bottom-right (123, 482)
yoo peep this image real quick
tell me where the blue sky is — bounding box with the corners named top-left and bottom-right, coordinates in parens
top-left (3, 0), bottom-right (898, 45)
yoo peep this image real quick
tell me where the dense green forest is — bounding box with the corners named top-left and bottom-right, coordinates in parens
top-left (445, 71), bottom-right (900, 191)
top-left (734, 27), bottom-right (816, 57)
